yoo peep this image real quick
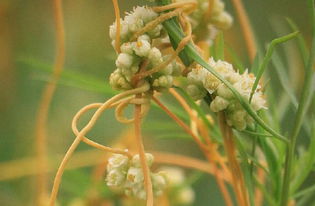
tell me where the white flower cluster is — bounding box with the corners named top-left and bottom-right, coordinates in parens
top-left (105, 153), bottom-right (167, 200)
top-left (175, 0), bottom-right (233, 33)
top-left (160, 167), bottom-right (195, 205)
top-left (186, 58), bottom-right (266, 130)
top-left (109, 6), bottom-right (181, 91)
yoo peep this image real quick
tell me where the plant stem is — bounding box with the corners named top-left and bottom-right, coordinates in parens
top-left (280, 1), bottom-right (315, 205)
top-left (219, 113), bottom-right (249, 206)
top-left (230, 0), bottom-right (257, 62)
top-left (134, 93), bottom-right (154, 206)
top-left (35, 0), bottom-right (65, 204)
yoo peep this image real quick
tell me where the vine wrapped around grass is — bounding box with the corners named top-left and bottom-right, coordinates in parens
top-left (45, 0), bottom-right (315, 206)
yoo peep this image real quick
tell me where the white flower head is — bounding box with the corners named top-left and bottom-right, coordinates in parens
top-left (186, 84), bottom-right (207, 100)
top-left (107, 154), bottom-right (130, 171)
top-left (176, 187), bottom-right (195, 205)
top-left (152, 172), bottom-right (167, 196)
top-left (131, 153), bottom-right (154, 168)
top-left (109, 69), bottom-right (132, 90)
top-left (159, 166), bottom-right (185, 186)
top-left (126, 167), bottom-right (144, 184)
top-left (132, 38), bottom-right (151, 57)
top-left (115, 53), bottom-right (134, 69)
top-left (210, 96), bottom-right (229, 112)
top-left (106, 169), bottom-right (126, 187)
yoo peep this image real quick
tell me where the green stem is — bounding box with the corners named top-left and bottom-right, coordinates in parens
top-left (249, 31), bottom-right (299, 103)
top-left (280, 1), bottom-right (315, 205)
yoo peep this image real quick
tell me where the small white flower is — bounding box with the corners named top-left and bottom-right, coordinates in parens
top-left (115, 53), bottom-right (134, 69)
top-left (107, 154), bottom-right (130, 171)
top-left (212, 0), bottom-right (225, 16)
top-left (203, 72), bottom-right (220, 94)
top-left (228, 110), bottom-right (247, 130)
top-left (126, 167), bottom-right (144, 184)
top-left (152, 172), bottom-right (167, 196)
top-left (147, 24), bottom-right (163, 38)
top-left (251, 92), bottom-right (267, 111)
top-left (210, 96), bottom-right (229, 112)
top-left (176, 187), bottom-right (195, 205)
top-left (212, 11), bottom-right (233, 30)
top-left (186, 84), bottom-right (207, 100)
top-left (159, 166), bottom-right (185, 186)
top-left (106, 169), bottom-right (126, 187)
top-left (120, 42), bottom-right (134, 54)
top-left (131, 153), bottom-right (154, 168)
top-left (132, 39), bottom-right (151, 57)
top-left (109, 69), bottom-right (132, 90)
top-left (155, 75), bottom-right (173, 88)
top-left (148, 47), bottom-right (163, 65)
top-left (125, 14), bottom-right (144, 33)
top-left (133, 6), bottom-right (158, 24)
top-left (187, 65), bottom-right (207, 86)
top-left (217, 83), bottom-right (233, 99)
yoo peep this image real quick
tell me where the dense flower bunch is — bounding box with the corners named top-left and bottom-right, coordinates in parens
top-left (175, 0), bottom-right (233, 39)
top-left (186, 58), bottom-right (266, 130)
top-left (106, 153), bottom-right (167, 199)
top-left (109, 6), bottom-right (181, 91)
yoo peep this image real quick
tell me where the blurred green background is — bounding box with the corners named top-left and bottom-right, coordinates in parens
top-left (0, 0), bottom-right (311, 205)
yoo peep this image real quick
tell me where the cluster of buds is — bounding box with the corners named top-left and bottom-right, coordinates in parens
top-left (175, 0), bottom-right (233, 39)
top-left (105, 153), bottom-right (167, 200)
top-left (109, 6), bottom-right (182, 91)
top-left (160, 167), bottom-right (195, 205)
top-left (186, 58), bottom-right (266, 130)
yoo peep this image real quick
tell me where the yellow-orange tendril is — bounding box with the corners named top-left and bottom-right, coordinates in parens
top-left (112, 0), bottom-right (121, 53)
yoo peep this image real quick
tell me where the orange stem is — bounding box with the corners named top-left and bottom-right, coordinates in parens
top-left (35, 0), bottom-right (65, 204)
top-left (219, 112), bottom-right (249, 206)
top-left (230, 0), bottom-right (256, 62)
top-left (112, 0), bottom-right (121, 53)
top-left (135, 93), bottom-right (154, 206)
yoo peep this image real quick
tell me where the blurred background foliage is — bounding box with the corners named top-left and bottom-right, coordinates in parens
top-left (0, 0), bottom-right (311, 205)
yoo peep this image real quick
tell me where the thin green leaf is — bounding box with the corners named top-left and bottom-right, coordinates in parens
top-left (249, 31), bottom-right (299, 102)
top-left (280, 0), bottom-right (315, 205)
top-left (291, 120), bottom-right (315, 193)
top-left (19, 57), bottom-right (114, 94)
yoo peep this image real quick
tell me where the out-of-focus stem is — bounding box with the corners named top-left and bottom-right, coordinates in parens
top-left (230, 0), bottom-right (256, 62)
top-left (35, 0), bottom-right (65, 205)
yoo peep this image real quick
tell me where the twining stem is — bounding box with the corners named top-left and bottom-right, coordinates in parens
top-left (169, 88), bottom-right (233, 206)
top-left (112, 0), bottom-right (121, 53)
top-left (154, 96), bottom-right (234, 205)
top-left (219, 113), bottom-right (249, 206)
top-left (134, 93), bottom-right (154, 206)
top-left (230, 0), bottom-right (256, 62)
top-left (35, 0), bottom-right (65, 204)
top-left (48, 84), bottom-right (149, 206)
top-left (152, 96), bottom-right (206, 149)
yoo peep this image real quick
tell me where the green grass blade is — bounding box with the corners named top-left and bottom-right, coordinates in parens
top-left (280, 0), bottom-right (315, 205)
top-left (19, 57), bottom-right (114, 94)
top-left (249, 31), bottom-right (299, 102)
